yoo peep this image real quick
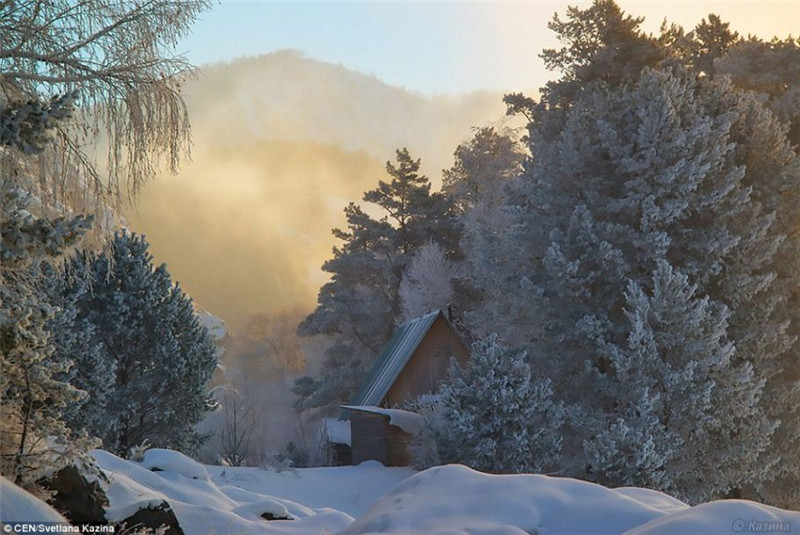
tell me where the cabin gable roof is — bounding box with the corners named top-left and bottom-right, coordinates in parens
top-left (349, 309), bottom-right (450, 407)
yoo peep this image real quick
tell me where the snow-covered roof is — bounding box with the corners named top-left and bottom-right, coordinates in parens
top-left (349, 310), bottom-right (446, 407)
top-left (341, 406), bottom-right (423, 435)
top-left (325, 418), bottom-right (352, 446)
top-left (196, 308), bottom-right (228, 341)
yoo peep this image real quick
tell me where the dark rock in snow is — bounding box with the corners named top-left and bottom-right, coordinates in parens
top-left (39, 465), bottom-right (108, 524)
top-left (117, 501), bottom-right (184, 535)
top-left (261, 511), bottom-right (293, 521)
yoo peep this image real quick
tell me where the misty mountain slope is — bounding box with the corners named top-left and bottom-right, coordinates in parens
top-left (184, 50), bottom-right (511, 173)
top-left (128, 51), bottom-right (513, 327)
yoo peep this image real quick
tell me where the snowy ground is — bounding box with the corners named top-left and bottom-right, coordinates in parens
top-left (2, 449), bottom-right (799, 535)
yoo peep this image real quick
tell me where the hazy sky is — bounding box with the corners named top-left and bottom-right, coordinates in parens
top-left (180, 1), bottom-right (800, 95)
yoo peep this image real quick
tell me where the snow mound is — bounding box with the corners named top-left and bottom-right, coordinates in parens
top-left (625, 499), bottom-right (800, 535)
top-left (613, 487), bottom-right (689, 515)
top-left (341, 464), bottom-right (800, 535)
top-left (139, 448), bottom-right (210, 481)
top-left (87, 448), bottom-right (800, 535)
top-left (341, 464), bottom-right (667, 535)
top-left (207, 460), bottom-right (415, 518)
top-left (0, 476), bottom-right (67, 523)
top-left (91, 449), bottom-right (380, 534)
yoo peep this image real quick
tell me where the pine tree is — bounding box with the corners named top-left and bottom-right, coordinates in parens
top-left (432, 335), bottom-right (564, 474)
top-left (715, 37), bottom-right (800, 147)
top-left (445, 127), bottom-right (527, 341)
top-left (36, 261), bottom-right (113, 437)
top-left (442, 126), bottom-right (525, 215)
top-left (585, 262), bottom-right (772, 503)
top-left (491, 0), bottom-right (800, 505)
top-left (297, 148), bottom-right (458, 413)
top-left (65, 232), bottom-right (217, 457)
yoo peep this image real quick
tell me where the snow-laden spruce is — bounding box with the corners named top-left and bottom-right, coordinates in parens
top-left (419, 335), bottom-right (565, 474)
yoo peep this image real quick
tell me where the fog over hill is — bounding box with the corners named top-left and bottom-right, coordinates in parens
top-left (127, 51), bottom-right (518, 329)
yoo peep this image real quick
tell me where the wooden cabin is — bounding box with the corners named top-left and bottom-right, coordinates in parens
top-left (328, 309), bottom-right (469, 466)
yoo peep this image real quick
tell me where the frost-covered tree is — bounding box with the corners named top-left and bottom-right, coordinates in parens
top-left (431, 335), bottom-right (564, 474)
top-left (584, 262), bottom-right (772, 503)
top-left (495, 0), bottom-right (800, 506)
top-left (0, 0), bottom-right (210, 209)
top-left (504, 0), bottom-right (666, 142)
top-left (36, 261), bottom-right (113, 437)
top-left (442, 126), bottom-right (525, 215)
top-left (0, 97), bottom-right (94, 488)
top-left (443, 127), bottom-right (527, 338)
top-left (65, 232), bottom-right (217, 457)
top-left (297, 148), bottom-right (458, 413)
top-left (715, 37), bottom-right (800, 147)
top-left (399, 242), bottom-right (453, 322)
top-left (469, 65), bottom-right (800, 501)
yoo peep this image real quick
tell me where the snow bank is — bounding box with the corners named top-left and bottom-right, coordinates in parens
top-left (87, 448), bottom-right (800, 535)
top-left (625, 499), bottom-right (800, 535)
top-left (0, 476), bottom-right (67, 523)
top-left (139, 448), bottom-right (210, 481)
top-left (341, 464), bottom-right (800, 535)
top-left (207, 459), bottom-right (415, 518)
top-left (92, 449), bottom-right (408, 534)
top-left (342, 405), bottom-right (424, 435)
top-left (613, 487), bottom-right (689, 515)
top-left (341, 464), bottom-right (668, 535)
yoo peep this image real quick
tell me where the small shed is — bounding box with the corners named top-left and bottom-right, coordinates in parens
top-left (334, 309), bottom-right (469, 466)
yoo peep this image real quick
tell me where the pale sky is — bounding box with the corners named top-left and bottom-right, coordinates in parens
top-left (179, 1), bottom-right (800, 96)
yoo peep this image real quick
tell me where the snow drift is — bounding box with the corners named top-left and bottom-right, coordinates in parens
top-left (2, 450), bottom-right (799, 535)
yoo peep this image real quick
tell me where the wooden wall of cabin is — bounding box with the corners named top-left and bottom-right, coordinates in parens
top-left (385, 426), bottom-right (413, 466)
top-left (350, 412), bottom-right (388, 465)
top-left (349, 412), bottom-right (415, 467)
top-left (384, 316), bottom-right (469, 407)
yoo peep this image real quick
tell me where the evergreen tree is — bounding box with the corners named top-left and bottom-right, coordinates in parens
top-left (445, 127), bottom-right (527, 339)
top-left (442, 126), bottom-right (526, 215)
top-left (585, 262), bottom-right (771, 503)
top-left (494, 0), bottom-right (800, 504)
top-left (0, 96), bottom-right (94, 488)
top-left (715, 37), bottom-right (800, 147)
top-left (37, 261), bottom-right (113, 437)
top-left (469, 66), bottom-right (799, 502)
top-left (296, 148), bottom-right (457, 413)
top-left (431, 335), bottom-right (564, 474)
top-left (65, 232), bottom-right (217, 457)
